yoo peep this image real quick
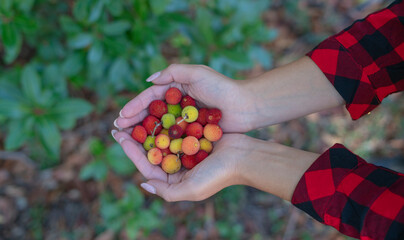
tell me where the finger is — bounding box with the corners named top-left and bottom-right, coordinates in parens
top-left (143, 179), bottom-right (199, 202)
top-left (148, 64), bottom-right (204, 85)
top-left (113, 131), bottom-right (167, 182)
top-left (115, 109), bottom-right (148, 129)
top-left (120, 85), bottom-right (172, 118)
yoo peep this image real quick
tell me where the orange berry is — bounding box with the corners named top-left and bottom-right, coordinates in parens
top-left (203, 124), bottom-right (222, 142)
top-left (147, 148), bottom-right (162, 165)
top-left (182, 136), bottom-right (200, 155)
top-left (161, 154), bottom-right (181, 174)
top-left (155, 134), bottom-right (170, 149)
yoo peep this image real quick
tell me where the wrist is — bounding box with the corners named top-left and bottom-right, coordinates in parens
top-left (236, 138), bottom-right (319, 201)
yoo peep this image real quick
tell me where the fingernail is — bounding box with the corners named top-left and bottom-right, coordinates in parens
top-left (119, 109), bottom-right (124, 118)
top-left (119, 137), bottom-right (126, 144)
top-left (113, 119), bottom-right (120, 128)
top-left (146, 71), bottom-right (160, 82)
top-left (141, 183), bottom-right (156, 194)
top-left (111, 129), bottom-right (117, 138)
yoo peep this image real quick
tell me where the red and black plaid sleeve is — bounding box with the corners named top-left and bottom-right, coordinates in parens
top-left (292, 144), bottom-right (404, 239)
top-left (307, 0), bottom-right (404, 120)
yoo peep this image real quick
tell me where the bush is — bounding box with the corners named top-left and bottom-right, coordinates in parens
top-left (0, 0), bottom-right (275, 165)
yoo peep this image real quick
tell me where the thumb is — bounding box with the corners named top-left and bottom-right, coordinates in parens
top-left (146, 64), bottom-right (204, 85)
top-left (141, 179), bottom-right (197, 202)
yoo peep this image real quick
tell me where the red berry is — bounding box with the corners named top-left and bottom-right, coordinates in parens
top-left (161, 148), bottom-right (171, 157)
top-left (165, 87), bottom-right (182, 105)
top-left (131, 125), bottom-right (147, 143)
top-left (206, 108), bottom-right (222, 124)
top-left (195, 150), bottom-right (208, 163)
top-left (185, 122), bottom-right (203, 139)
top-left (168, 125), bottom-right (183, 139)
top-left (149, 100), bottom-right (167, 118)
top-left (180, 95), bottom-right (196, 108)
top-left (181, 154), bottom-right (198, 169)
top-left (142, 115), bottom-right (162, 135)
top-left (196, 108), bottom-right (208, 126)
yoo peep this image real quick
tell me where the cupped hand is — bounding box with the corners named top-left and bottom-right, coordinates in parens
top-left (112, 130), bottom-right (250, 202)
top-left (115, 64), bottom-right (255, 133)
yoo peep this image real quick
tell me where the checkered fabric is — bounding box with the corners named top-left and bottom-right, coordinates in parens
top-left (292, 1), bottom-right (404, 239)
top-left (292, 144), bottom-right (404, 239)
top-left (307, 0), bottom-right (404, 120)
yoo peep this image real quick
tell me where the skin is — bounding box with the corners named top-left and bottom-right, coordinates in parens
top-left (112, 56), bottom-right (344, 202)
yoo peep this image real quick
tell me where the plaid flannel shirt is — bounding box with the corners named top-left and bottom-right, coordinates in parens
top-left (291, 1), bottom-right (404, 239)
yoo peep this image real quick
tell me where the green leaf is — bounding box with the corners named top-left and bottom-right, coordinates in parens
top-left (5, 120), bottom-right (29, 150)
top-left (53, 98), bottom-right (93, 119)
top-left (149, 55), bottom-right (167, 74)
top-left (149, 0), bottom-right (169, 15)
top-left (106, 0), bottom-right (123, 16)
top-left (102, 21), bottom-right (131, 36)
top-left (68, 33), bottom-right (93, 49)
top-left (88, 138), bottom-right (105, 156)
top-left (62, 53), bottom-right (84, 77)
top-left (126, 185), bottom-right (144, 209)
top-left (87, 41), bottom-right (103, 63)
top-left (21, 65), bottom-right (42, 102)
top-left (59, 16), bottom-right (82, 34)
top-left (0, 0), bottom-right (12, 12)
top-left (0, 100), bottom-right (26, 118)
top-left (106, 144), bottom-right (135, 176)
top-left (37, 119), bottom-right (61, 158)
top-left (17, 0), bottom-right (35, 12)
top-left (1, 23), bottom-right (22, 63)
top-left (1, 23), bottom-right (17, 47)
top-left (80, 160), bottom-right (108, 181)
top-left (88, 0), bottom-right (104, 23)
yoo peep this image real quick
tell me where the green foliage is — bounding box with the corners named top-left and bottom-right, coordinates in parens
top-left (0, 0), bottom-right (275, 165)
top-left (80, 139), bottom-right (136, 181)
top-left (0, 65), bottom-right (92, 164)
top-left (100, 185), bottom-right (162, 239)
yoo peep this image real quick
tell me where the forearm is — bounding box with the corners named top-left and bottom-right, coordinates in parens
top-left (234, 137), bottom-right (319, 201)
top-left (241, 56), bottom-right (344, 128)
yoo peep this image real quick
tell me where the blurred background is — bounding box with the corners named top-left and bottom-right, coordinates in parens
top-left (0, 0), bottom-right (403, 239)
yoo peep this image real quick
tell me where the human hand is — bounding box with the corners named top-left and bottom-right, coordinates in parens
top-left (115, 64), bottom-right (256, 133)
top-left (112, 131), bottom-right (249, 201)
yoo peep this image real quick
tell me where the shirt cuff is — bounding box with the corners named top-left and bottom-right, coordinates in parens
top-left (291, 144), bottom-right (404, 239)
top-left (306, 39), bottom-right (380, 120)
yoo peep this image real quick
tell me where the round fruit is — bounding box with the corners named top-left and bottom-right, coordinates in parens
top-left (206, 108), bottom-right (222, 124)
top-left (147, 148), bottom-right (162, 165)
top-left (149, 100), bottom-right (168, 118)
top-left (180, 95), bottom-right (196, 108)
top-left (155, 134), bottom-right (170, 149)
top-left (176, 117), bottom-right (188, 131)
top-left (161, 113), bottom-right (176, 129)
top-left (161, 154), bottom-right (181, 174)
top-left (182, 106), bottom-right (198, 123)
top-left (165, 87), bottom-right (182, 105)
top-left (142, 115), bottom-right (162, 135)
top-left (199, 138), bottom-right (213, 153)
top-left (197, 108), bottom-right (208, 126)
top-left (168, 125), bottom-right (183, 139)
top-left (131, 125), bottom-right (147, 143)
top-left (161, 148), bottom-right (171, 157)
top-left (160, 128), bottom-right (169, 136)
top-left (182, 136), bottom-right (200, 155)
top-left (169, 138), bottom-right (183, 154)
top-left (181, 154), bottom-right (198, 169)
top-left (167, 104), bottom-right (182, 118)
top-left (203, 124), bottom-right (223, 142)
top-left (195, 150), bottom-right (208, 163)
top-left (185, 122), bottom-right (203, 139)
top-left (143, 136), bottom-right (156, 151)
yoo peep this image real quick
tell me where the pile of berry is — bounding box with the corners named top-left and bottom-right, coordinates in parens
top-left (131, 87), bottom-right (223, 174)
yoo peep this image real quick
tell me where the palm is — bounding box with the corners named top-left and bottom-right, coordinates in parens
top-left (117, 65), bottom-right (254, 133)
top-left (116, 132), bottom-right (245, 201)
